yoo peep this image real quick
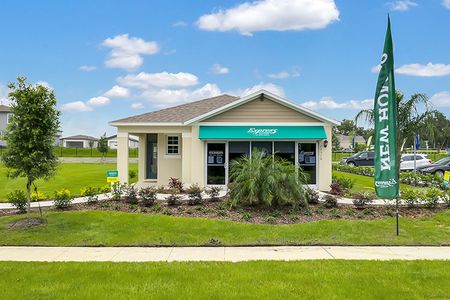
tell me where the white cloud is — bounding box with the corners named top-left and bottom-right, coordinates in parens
top-left (267, 67), bottom-right (300, 79)
top-left (118, 71), bottom-right (199, 89)
top-left (386, 1), bottom-right (417, 11)
top-left (442, 0), bottom-right (450, 9)
top-left (173, 21), bottom-right (188, 27)
top-left (102, 34), bottom-right (159, 71)
top-left (396, 63), bottom-right (450, 77)
top-left (103, 85), bottom-right (130, 98)
top-left (431, 91), bottom-right (450, 107)
top-left (235, 83), bottom-right (285, 97)
top-left (35, 81), bottom-right (52, 90)
top-left (210, 64), bottom-right (230, 74)
top-left (141, 83), bottom-right (222, 108)
top-left (87, 96), bottom-right (110, 107)
top-left (131, 102), bottom-right (144, 109)
top-left (79, 65), bottom-right (96, 72)
top-left (196, 0), bottom-right (339, 36)
top-left (371, 64), bottom-right (382, 73)
top-left (302, 97), bottom-right (373, 110)
top-left (61, 101), bottom-right (93, 112)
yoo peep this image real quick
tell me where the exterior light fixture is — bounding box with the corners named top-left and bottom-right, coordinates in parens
top-left (323, 139), bottom-right (329, 148)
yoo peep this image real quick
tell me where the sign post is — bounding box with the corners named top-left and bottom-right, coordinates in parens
top-left (373, 16), bottom-right (400, 235)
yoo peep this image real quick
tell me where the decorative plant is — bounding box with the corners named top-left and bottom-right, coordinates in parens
top-left (123, 184), bottom-right (138, 204)
top-left (351, 192), bottom-right (374, 209)
top-left (228, 149), bottom-right (308, 208)
top-left (323, 194), bottom-right (338, 208)
top-left (81, 186), bottom-right (99, 204)
top-left (305, 188), bottom-right (320, 204)
top-left (168, 177), bottom-right (184, 193)
top-left (186, 183), bottom-right (203, 205)
top-left (424, 188), bottom-right (443, 209)
top-left (138, 187), bottom-right (157, 207)
top-left (53, 189), bottom-right (72, 209)
top-left (166, 189), bottom-right (182, 206)
top-left (329, 182), bottom-right (345, 196)
top-left (401, 188), bottom-right (421, 208)
top-left (206, 186), bottom-right (221, 202)
top-left (7, 190), bottom-right (27, 213)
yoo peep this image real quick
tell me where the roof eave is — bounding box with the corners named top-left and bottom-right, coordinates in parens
top-left (109, 121), bottom-right (184, 127)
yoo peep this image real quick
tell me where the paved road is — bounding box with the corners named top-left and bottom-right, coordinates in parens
top-left (0, 246), bottom-right (448, 262)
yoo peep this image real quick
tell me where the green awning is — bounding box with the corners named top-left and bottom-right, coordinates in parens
top-left (199, 126), bottom-right (327, 140)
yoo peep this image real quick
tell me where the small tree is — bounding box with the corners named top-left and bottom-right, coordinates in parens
top-left (2, 77), bottom-right (60, 213)
top-left (97, 133), bottom-right (109, 159)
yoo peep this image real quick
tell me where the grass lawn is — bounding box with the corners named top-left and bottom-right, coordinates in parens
top-left (1, 210), bottom-right (449, 246)
top-left (333, 170), bottom-right (419, 193)
top-left (1, 260), bottom-right (449, 299)
top-left (52, 147), bottom-right (139, 158)
top-left (0, 163), bottom-right (138, 202)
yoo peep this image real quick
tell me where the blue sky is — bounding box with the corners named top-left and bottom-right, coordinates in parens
top-left (0, 0), bottom-right (449, 137)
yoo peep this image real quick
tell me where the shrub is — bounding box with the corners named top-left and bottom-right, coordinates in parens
top-left (329, 182), bottom-right (345, 196)
top-left (424, 188), bottom-right (443, 209)
top-left (7, 190), bottom-right (27, 213)
top-left (123, 184), bottom-right (138, 204)
top-left (129, 170), bottom-right (137, 180)
top-left (206, 186), bottom-right (221, 202)
top-left (186, 183), bottom-right (203, 205)
top-left (156, 185), bottom-right (166, 193)
top-left (138, 187), bottom-right (157, 207)
top-left (323, 194), bottom-right (338, 208)
top-left (351, 191), bottom-right (374, 209)
top-left (168, 177), bottom-right (184, 193)
top-left (99, 185), bottom-right (111, 194)
top-left (81, 186), bottom-right (99, 204)
top-left (228, 149), bottom-right (308, 208)
top-left (444, 191), bottom-right (450, 207)
top-left (110, 183), bottom-right (124, 201)
top-left (167, 190), bottom-right (182, 206)
top-left (31, 191), bottom-right (46, 202)
top-left (401, 189), bottom-right (421, 208)
top-left (53, 189), bottom-right (72, 209)
top-left (333, 176), bottom-right (354, 191)
top-left (305, 188), bottom-right (320, 204)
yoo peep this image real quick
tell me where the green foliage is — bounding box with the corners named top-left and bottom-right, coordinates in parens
top-left (323, 194), bottom-right (338, 208)
top-left (99, 185), bottom-right (111, 194)
top-left (2, 77), bottom-right (60, 212)
top-left (401, 189), bottom-right (422, 208)
top-left (7, 190), bottom-right (27, 213)
top-left (166, 190), bottom-right (181, 206)
top-left (138, 187), bottom-right (157, 207)
top-left (305, 188), bottom-right (320, 204)
top-left (97, 133), bottom-right (109, 158)
top-left (206, 186), bottom-right (221, 202)
top-left (53, 189), bottom-right (72, 209)
top-left (123, 184), bottom-right (138, 204)
top-left (129, 170), bottom-right (137, 180)
top-left (351, 192), bottom-right (374, 209)
top-left (424, 188), bottom-right (443, 209)
top-left (186, 183), bottom-right (203, 205)
top-left (80, 186), bottom-right (99, 204)
top-left (228, 149), bottom-right (308, 208)
top-left (110, 183), bottom-right (124, 201)
top-left (30, 191), bottom-right (47, 202)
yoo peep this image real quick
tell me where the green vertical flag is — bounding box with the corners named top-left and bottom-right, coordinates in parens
top-left (373, 16), bottom-right (399, 199)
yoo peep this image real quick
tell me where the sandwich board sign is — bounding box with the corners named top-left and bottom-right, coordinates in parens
top-left (107, 170), bottom-right (119, 183)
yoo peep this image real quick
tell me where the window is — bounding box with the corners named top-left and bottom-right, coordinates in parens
top-left (166, 135), bottom-right (179, 154)
top-left (6, 113), bottom-right (11, 124)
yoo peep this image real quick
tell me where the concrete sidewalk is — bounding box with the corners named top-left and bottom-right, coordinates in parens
top-left (0, 246), bottom-right (449, 262)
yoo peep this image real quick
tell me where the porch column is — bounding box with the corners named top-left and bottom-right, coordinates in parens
top-left (117, 131), bottom-right (129, 183)
top-left (181, 132), bottom-right (192, 185)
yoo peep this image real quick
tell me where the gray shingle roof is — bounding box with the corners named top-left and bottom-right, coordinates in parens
top-left (61, 135), bottom-right (98, 141)
top-left (111, 94), bottom-right (239, 124)
top-left (0, 105), bottom-right (11, 112)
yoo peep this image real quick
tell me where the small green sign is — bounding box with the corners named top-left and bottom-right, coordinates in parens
top-left (107, 170), bottom-right (118, 178)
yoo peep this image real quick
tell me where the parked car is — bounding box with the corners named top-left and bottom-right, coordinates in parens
top-left (400, 154), bottom-right (432, 171)
top-left (340, 151), bottom-right (374, 167)
top-left (417, 157), bottom-right (450, 177)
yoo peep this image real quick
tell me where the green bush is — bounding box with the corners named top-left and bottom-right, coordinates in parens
top-left (424, 188), bottom-right (443, 209)
top-left (166, 190), bottom-right (182, 206)
top-left (110, 183), bottom-right (124, 201)
top-left (228, 149), bottom-right (308, 208)
top-left (333, 176), bottom-right (355, 191)
top-left (81, 186), bottom-right (99, 204)
top-left (206, 186), bottom-right (221, 202)
top-left (305, 188), bottom-right (320, 204)
top-left (31, 191), bottom-right (47, 202)
top-left (123, 184), bottom-right (138, 204)
top-left (401, 189), bottom-right (422, 208)
top-left (99, 185), bottom-right (111, 194)
top-left (129, 170), bottom-right (137, 180)
top-left (7, 190), bottom-right (27, 213)
top-left (186, 183), bottom-right (203, 205)
top-left (138, 187), bottom-right (157, 207)
top-left (53, 189), bottom-right (72, 209)
top-left (323, 194), bottom-right (338, 208)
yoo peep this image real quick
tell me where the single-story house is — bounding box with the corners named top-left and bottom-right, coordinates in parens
top-left (336, 134), bottom-right (366, 150)
top-left (60, 135), bottom-right (99, 148)
top-left (107, 134), bottom-right (139, 149)
top-left (110, 90), bottom-right (340, 191)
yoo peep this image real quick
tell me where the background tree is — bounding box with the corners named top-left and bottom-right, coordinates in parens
top-left (417, 111), bottom-right (450, 149)
top-left (2, 77), bottom-right (60, 213)
top-left (332, 129), bottom-right (341, 151)
top-left (97, 133), bottom-right (109, 159)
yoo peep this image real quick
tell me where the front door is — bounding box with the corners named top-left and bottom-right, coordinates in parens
top-left (206, 143), bottom-right (227, 185)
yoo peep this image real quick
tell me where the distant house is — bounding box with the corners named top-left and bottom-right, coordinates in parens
top-left (336, 134), bottom-right (366, 150)
top-left (0, 105), bottom-right (11, 148)
top-left (107, 134), bottom-right (139, 149)
top-left (61, 135), bottom-right (98, 148)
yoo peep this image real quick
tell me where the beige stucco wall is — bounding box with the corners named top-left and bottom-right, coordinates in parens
top-left (318, 125), bottom-right (333, 191)
top-left (204, 97), bottom-right (318, 123)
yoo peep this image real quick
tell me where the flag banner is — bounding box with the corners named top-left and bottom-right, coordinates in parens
top-left (373, 17), bottom-right (399, 199)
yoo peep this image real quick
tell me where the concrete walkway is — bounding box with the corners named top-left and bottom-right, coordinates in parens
top-left (0, 246), bottom-right (449, 262)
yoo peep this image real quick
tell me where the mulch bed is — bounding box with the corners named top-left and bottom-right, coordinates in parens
top-left (8, 217), bottom-right (47, 229)
top-left (2, 197), bottom-right (445, 225)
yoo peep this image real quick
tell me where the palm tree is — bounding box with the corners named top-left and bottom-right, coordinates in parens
top-left (355, 91), bottom-right (431, 151)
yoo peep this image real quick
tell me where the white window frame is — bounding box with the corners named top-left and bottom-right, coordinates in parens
top-left (6, 113), bottom-right (11, 124)
top-left (166, 135), bottom-right (180, 155)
